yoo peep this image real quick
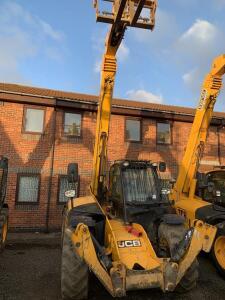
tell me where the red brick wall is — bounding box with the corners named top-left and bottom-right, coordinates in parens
top-left (0, 101), bottom-right (220, 231)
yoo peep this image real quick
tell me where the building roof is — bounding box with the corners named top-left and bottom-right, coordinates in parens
top-left (0, 82), bottom-right (224, 120)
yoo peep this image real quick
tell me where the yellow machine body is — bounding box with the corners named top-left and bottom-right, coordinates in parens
top-left (65, 194), bottom-right (216, 297)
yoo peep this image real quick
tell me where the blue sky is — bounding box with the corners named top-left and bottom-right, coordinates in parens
top-left (1, 0), bottom-right (225, 110)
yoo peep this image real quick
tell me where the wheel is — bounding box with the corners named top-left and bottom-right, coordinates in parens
top-left (211, 233), bottom-right (225, 277)
top-left (61, 228), bottom-right (89, 300)
top-left (0, 208), bottom-right (8, 252)
top-left (176, 260), bottom-right (199, 292)
top-left (158, 222), bottom-right (199, 292)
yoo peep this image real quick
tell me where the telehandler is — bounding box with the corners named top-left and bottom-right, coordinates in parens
top-left (0, 156), bottom-right (9, 251)
top-left (61, 1), bottom-right (217, 299)
top-left (195, 167), bottom-right (225, 208)
top-left (171, 55), bottom-right (225, 276)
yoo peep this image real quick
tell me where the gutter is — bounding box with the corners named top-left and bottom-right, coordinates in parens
top-left (0, 89), bottom-right (54, 99)
top-left (0, 89), bottom-right (224, 121)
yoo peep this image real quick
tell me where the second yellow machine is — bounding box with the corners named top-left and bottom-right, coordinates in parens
top-left (171, 54), bottom-right (225, 277)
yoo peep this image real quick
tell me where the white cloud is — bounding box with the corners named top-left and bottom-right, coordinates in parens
top-left (38, 19), bottom-right (64, 41)
top-left (182, 68), bottom-right (202, 93)
top-left (126, 89), bottom-right (163, 104)
top-left (94, 59), bottom-right (101, 73)
top-left (117, 42), bottom-right (130, 62)
top-left (175, 19), bottom-right (224, 65)
top-left (179, 19), bottom-right (219, 45)
top-left (2, 1), bottom-right (64, 41)
top-left (175, 19), bottom-right (225, 95)
top-left (0, 1), bottom-right (65, 83)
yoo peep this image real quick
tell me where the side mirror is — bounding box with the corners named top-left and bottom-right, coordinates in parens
top-left (159, 162), bottom-right (166, 172)
top-left (67, 163), bottom-right (78, 183)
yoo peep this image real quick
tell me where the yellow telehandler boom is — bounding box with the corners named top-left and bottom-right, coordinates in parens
top-left (171, 55), bottom-right (225, 276)
top-left (91, 0), bottom-right (156, 199)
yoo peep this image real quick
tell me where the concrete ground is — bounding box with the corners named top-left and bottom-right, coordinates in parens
top-left (0, 233), bottom-right (225, 300)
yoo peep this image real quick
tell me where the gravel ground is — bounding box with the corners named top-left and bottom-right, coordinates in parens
top-left (0, 233), bottom-right (225, 300)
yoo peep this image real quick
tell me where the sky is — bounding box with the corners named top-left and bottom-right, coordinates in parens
top-left (1, 0), bottom-right (225, 110)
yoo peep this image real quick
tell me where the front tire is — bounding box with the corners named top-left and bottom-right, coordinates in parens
top-left (211, 233), bottom-right (225, 277)
top-left (61, 229), bottom-right (89, 300)
top-left (158, 222), bottom-right (199, 292)
top-left (177, 259), bottom-right (199, 292)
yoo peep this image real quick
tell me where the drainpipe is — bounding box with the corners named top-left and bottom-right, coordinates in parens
top-left (45, 107), bottom-right (57, 233)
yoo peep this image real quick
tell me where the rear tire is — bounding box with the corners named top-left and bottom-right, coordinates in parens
top-left (61, 229), bottom-right (89, 300)
top-left (211, 233), bottom-right (225, 277)
top-left (158, 222), bottom-right (199, 292)
top-left (0, 208), bottom-right (8, 252)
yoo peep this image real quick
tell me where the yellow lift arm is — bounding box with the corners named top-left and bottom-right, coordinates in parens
top-left (171, 54), bottom-right (225, 202)
top-left (91, 0), bottom-right (157, 199)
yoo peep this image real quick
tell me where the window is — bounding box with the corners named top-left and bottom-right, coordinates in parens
top-left (64, 112), bottom-right (81, 136)
top-left (58, 176), bottom-right (79, 203)
top-left (16, 174), bottom-right (40, 204)
top-left (23, 108), bottom-right (45, 133)
top-left (123, 167), bottom-right (157, 203)
top-left (157, 122), bottom-right (171, 144)
top-left (125, 119), bottom-right (141, 142)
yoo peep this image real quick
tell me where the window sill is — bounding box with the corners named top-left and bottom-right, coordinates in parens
top-left (125, 140), bottom-right (142, 143)
top-left (61, 136), bottom-right (82, 143)
top-left (22, 133), bottom-right (43, 141)
top-left (15, 204), bottom-right (39, 211)
top-left (157, 143), bottom-right (172, 146)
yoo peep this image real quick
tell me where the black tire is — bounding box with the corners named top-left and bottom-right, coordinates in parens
top-left (158, 222), bottom-right (199, 292)
top-left (176, 260), bottom-right (199, 292)
top-left (0, 208), bottom-right (8, 252)
top-left (211, 233), bottom-right (225, 278)
top-left (61, 229), bottom-right (89, 300)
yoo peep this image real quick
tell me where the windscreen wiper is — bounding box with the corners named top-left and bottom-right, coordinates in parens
top-left (126, 201), bottom-right (160, 207)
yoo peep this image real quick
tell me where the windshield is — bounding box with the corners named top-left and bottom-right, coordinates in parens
top-left (122, 167), bottom-right (158, 204)
top-left (207, 171), bottom-right (225, 190)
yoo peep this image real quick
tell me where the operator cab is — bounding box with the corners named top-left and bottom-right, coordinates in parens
top-left (196, 170), bottom-right (225, 207)
top-left (108, 160), bottom-right (172, 224)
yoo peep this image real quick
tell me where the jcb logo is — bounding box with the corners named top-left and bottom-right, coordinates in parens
top-left (117, 240), bottom-right (141, 248)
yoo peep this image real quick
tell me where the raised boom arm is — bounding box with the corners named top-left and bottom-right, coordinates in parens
top-left (172, 54), bottom-right (225, 201)
top-left (91, 0), bottom-right (157, 199)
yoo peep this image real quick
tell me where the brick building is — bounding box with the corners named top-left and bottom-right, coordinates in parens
top-left (0, 83), bottom-right (225, 231)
